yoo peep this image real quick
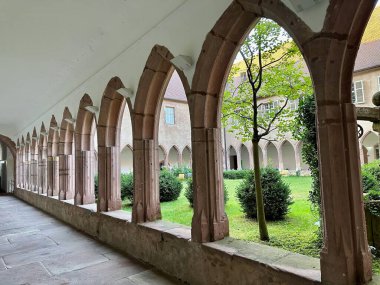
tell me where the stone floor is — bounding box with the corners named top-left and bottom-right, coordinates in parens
top-left (0, 195), bottom-right (180, 285)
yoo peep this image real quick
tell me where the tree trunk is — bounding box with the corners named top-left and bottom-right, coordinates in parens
top-left (252, 140), bottom-right (269, 241)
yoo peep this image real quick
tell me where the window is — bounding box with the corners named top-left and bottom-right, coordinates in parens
top-left (258, 101), bottom-right (279, 115)
top-left (164, 107), bottom-right (175, 125)
top-left (351, 80), bottom-right (364, 103)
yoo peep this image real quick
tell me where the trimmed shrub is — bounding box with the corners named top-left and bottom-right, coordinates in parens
top-left (159, 169), bottom-right (182, 202)
top-left (121, 173), bottom-right (134, 203)
top-left (185, 177), bottom-right (228, 207)
top-left (223, 169), bottom-right (251, 180)
top-left (362, 169), bottom-right (379, 193)
top-left (362, 160), bottom-right (380, 182)
top-left (236, 167), bottom-right (292, 220)
top-left (170, 166), bottom-right (192, 178)
top-left (94, 175), bottom-right (98, 199)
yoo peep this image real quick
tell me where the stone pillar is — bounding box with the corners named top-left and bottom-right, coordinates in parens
top-left (191, 128), bottom-right (229, 242)
top-left (75, 150), bottom-right (95, 205)
top-left (277, 146), bottom-right (283, 171)
top-left (52, 156), bottom-right (59, 196)
top-left (47, 157), bottom-right (53, 196)
top-left (132, 139), bottom-right (161, 223)
top-left (98, 146), bottom-right (122, 212)
top-left (39, 158), bottom-right (47, 194)
top-left (236, 150), bottom-right (242, 170)
top-left (318, 102), bottom-right (371, 284)
top-left (59, 154), bottom-right (74, 200)
top-left (249, 146), bottom-right (254, 169)
top-left (31, 157), bottom-right (38, 192)
top-left (262, 147), bottom-right (268, 168)
top-left (295, 146), bottom-right (301, 171)
top-left (25, 149), bottom-right (30, 190)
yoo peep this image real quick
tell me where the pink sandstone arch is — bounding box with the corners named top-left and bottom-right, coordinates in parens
top-left (38, 122), bottom-right (48, 194)
top-left (30, 128), bottom-right (39, 192)
top-left (190, 0), bottom-right (376, 282)
top-left (47, 116), bottom-right (59, 196)
top-left (59, 107), bottom-right (75, 200)
top-left (74, 94), bottom-right (96, 205)
top-left (97, 76), bottom-right (128, 212)
top-left (132, 45), bottom-right (191, 223)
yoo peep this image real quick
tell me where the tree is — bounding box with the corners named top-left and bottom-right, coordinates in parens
top-left (222, 19), bottom-right (312, 241)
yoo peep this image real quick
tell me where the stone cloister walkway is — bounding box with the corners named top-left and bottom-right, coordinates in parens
top-left (0, 195), bottom-right (179, 285)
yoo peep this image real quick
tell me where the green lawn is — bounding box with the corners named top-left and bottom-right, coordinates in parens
top-left (122, 176), bottom-right (380, 273)
top-left (123, 176), bottom-right (320, 257)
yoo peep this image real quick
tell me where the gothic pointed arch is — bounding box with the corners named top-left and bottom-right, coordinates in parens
top-left (97, 76), bottom-right (127, 212)
top-left (30, 127), bottom-right (39, 191)
top-left (47, 115), bottom-right (59, 196)
top-left (59, 107), bottom-right (75, 200)
top-left (132, 45), bottom-right (191, 224)
top-left (38, 122), bottom-right (48, 194)
top-left (75, 94), bottom-right (97, 205)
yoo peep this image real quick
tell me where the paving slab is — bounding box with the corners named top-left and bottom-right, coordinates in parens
top-left (0, 195), bottom-right (179, 284)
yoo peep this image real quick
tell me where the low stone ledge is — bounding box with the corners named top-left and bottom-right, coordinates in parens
top-left (14, 188), bottom-right (321, 285)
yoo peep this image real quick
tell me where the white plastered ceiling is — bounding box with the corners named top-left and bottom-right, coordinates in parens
top-left (0, 0), bottom-right (328, 140)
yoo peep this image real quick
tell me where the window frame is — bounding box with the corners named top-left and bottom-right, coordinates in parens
top-left (351, 80), bottom-right (365, 104)
top-left (164, 106), bottom-right (175, 125)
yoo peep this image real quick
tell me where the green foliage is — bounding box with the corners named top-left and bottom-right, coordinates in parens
top-left (170, 166), bottom-right (192, 178)
top-left (94, 175), bottom-right (98, 199)
top-left (185, 177), bottom-right (229, 207)
top-left (223, 170), bottom-right (251, 180)
top-left (293, 94), bottom-right (320, 208)
top-left (121, 173), bottom-right (134, 203)
top-left (159, 169), bottom-right (182, 202)
top-left (236, 167), bottom-right (293, 220)
top-left (362, 169), bottom-right (379, 193)
top-left (362, 160), bottom-right (380, 182)
top-left (222, 19), bottom-right (312, 142)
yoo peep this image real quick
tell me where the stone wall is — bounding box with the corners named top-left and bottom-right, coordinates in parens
top-left (14, 187), bottom-right (321, 285)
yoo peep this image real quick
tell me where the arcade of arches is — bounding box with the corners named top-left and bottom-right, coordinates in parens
top-left (2, 1), bottom-right (380, 284)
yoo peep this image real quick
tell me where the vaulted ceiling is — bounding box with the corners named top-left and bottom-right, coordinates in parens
top-left (0, 0), bottom-right (330, 139)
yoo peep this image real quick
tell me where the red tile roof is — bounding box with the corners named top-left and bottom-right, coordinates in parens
top-left (354, 39), bottom-right (380, 72)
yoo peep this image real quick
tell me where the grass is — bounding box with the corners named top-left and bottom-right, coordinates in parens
top-left (123, 176), bottom-right (320, 256)
top-left (122, 176), bottom-right (380, 273)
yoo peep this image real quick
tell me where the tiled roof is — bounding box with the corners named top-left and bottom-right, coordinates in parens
top-left (354, 39), bottom-right (380, 72)
top-left (362, 6), bottom-right (380, 43)
top-left (164, 70), bottom-right (187, 101)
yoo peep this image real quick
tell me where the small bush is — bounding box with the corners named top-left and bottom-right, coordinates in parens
top-left (362, 169), bottom-right (379, 193)
top-left (159, 169), bottom-right (182, 202)
top-left (363, 160), bottom-right (380, 181)
top-left (185, 177), bottom-right (228, 207)
top-left (94, 175), bottom-right (98, 199)
top-left (121, 173), bottom-right (134, 203)
top-left (223, 169), bottom-right (251, 180)
top-left (236, 167), bottom-right (292, 221)
top-left (170, 166), bottom-right (192, 178)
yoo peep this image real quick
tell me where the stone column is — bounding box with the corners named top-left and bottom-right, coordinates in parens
top-left (52, 156), bottom-right (59, 196)
top-left (295, 146), bottom-right (301, 171)
top-left (318, 102), bottom-right (371, 284)
top-left (31, 157), bottom-right (38, 192)
top-left (236, 150), bottom-right (242, 170)
top-left (25, 149), bottom-right (30, 190)
top-left (59, 154), bottom-right (74, 200)
top-left (47, 157), bottom-right (53, 196)
top-left (191, 128), bottom-right (229, 242)
top-left (262, 147), bottom-right (268, 168)
top-left (248, 146), bottom-right (254, 169)
top-left (75, 150), bottom-right (95, 205)
top-left (132, 139), bottom-right (161, 223)
top-left (98, 146), bottom-right (122, 212)
top-left (277, 146), bottom-right (283, 171)
top-left (38, 158), bottom-right (47, 194)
